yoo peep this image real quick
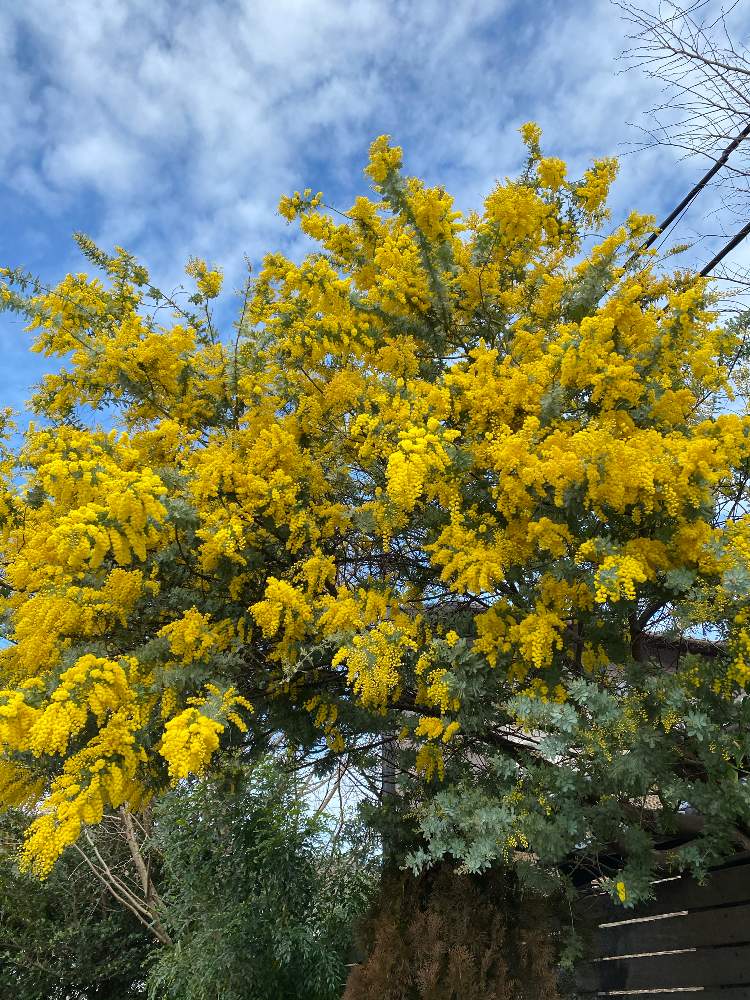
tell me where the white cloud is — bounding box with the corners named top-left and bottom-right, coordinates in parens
top-left (1, 0), bottom-right (746, 314)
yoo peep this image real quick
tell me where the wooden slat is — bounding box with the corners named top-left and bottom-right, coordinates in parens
top-left (576, 943), bottom-right (750, 991)
top-left (589, 901), bottom-right (750, 957)
top-left (578, 990), bottom-right (750, 1000)
top-left (577, 862), bottom-right (750, 923)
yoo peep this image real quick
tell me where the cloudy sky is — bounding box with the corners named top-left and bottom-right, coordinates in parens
top-left (2, 0), bottom-right (749, 418)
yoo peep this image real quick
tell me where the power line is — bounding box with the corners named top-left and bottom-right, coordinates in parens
top-left (625, 122), bottom-right (750, 270)
top-left (700, 219), bottom-right (750, 276)
top-left (643, 122), bottom-right (750, 252)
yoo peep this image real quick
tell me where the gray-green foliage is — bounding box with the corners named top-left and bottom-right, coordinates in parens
top-left (147, 756), bottom-right (378, 1000)
top-left (405, 653), bottom-right (750, 907)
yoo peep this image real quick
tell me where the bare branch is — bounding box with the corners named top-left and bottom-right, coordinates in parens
top-left (618, 0), bottom-right (750, 289)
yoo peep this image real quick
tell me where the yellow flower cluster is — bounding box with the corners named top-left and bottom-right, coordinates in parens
top-left (537, 157), bottom-right (567, 190)
top-left (519, 677), bottom-right (567, 704)
top-left (484, 183), bottom-right (552, 250)
top-left (159, 686), bottom-right (252, 783)
top-left (415, 742), bottom-right (445, 781)
top-left (513, 610), bottom-right (566, 669)
top-left (159, 708), bottom-right (224, 782)
top-left (185, 257), bottom-right (224, 298)
top-left (21, 709), bottom-right (148, 877)
top-left (28, 656), bottom-right (132, 755)
top-left (594, 555), bottom-right (649, 604)
top-left (318, 586), bottom-right (391, 636)
top-left (364, 135), bottom-right (403, 185)
top-left (250, 577), bottom-right (313, 658)
top-left (415, 715), bottom-right (461, 743)
top-left (576, 158), bottom-right (619, 217)
top-left (519, 121), bottom-right (542, 147)
top-left (332, 621), bottom-right (413, 712)
top-left (428, 518), bottom-right (510, 595)
top-left (386, 420), bottom-right (459, 512)
top-left (159, 609), bottom-right (234, 664)
top-left (1, 123), bottom-right (749, 877)
top-left (304, 695), bottom-right (343, 750)
top-left (278, 187), bottom-right (323, 222)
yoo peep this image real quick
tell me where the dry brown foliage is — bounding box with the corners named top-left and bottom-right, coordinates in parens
top-left (343, 866), bottom-right (561, 1000)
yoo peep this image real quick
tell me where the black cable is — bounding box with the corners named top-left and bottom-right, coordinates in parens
top-left (643, 122), bottom-right (750, 250)
top-left (625, 121), bottom-right (750, 269)
top-left (700, 219), bottom-right (750, 276)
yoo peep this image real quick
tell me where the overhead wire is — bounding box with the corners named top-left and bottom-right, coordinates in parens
top-left (624, 121), bottom-right (750, 272)
top-left (700, 218), bottom-right (750, 276)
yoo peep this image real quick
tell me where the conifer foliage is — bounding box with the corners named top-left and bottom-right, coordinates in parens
top-left (344, 867), bottom-right (561, 1000)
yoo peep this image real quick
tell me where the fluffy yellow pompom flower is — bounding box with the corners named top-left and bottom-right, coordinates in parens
top-left (365, 135), bottom-right (403, 185)
top-left (159, 708), bottom-right (224, 782)
top-left (185, 256), bottom-right (223, 298)
top-left (537, 156), bottom-right (567, 190)
top-left (519, 121), bottom-right (542, 147)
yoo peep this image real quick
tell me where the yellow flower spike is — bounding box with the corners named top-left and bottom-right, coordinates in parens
top-left (159, 707), bottom-right (224, 782)
top-left (185, 256), bottom-right (223, 298)
top-left (594, 555), bottom-right (648, 604)
top-left (519, 121), bottom-right (542, 148)
top-left (442, 721), bottom-right (461, 743)
top-left (415, 716), bottom-right (444, 740)
top-left (537, 157), bottom-right (567, 190)
top-left (365, 135), bottom-right (403, 185)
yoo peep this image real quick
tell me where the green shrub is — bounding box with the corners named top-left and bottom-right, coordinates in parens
top-left (147, 756), bottom-right (377, 1000)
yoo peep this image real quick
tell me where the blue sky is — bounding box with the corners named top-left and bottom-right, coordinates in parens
top-left (2, 0), bottom-right (749, 420)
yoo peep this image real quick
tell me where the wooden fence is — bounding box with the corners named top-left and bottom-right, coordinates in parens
top-left (575, 855), bottom-right (750, 998)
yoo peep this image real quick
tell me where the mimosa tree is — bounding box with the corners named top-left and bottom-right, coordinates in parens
top-left (2, 125), bottom-right (750, 905)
